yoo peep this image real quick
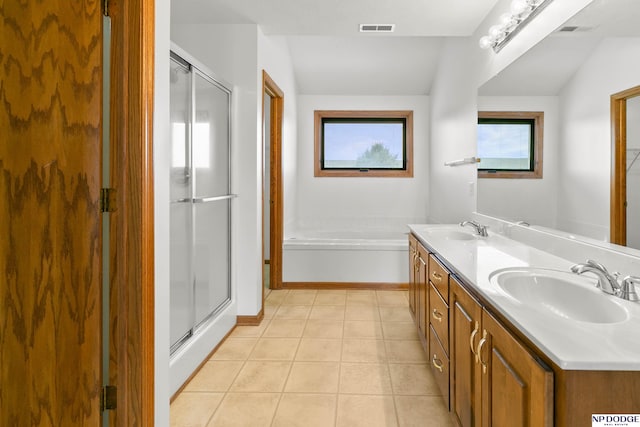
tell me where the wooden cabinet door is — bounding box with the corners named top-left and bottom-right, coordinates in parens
top-left (417, 243), bottom-right (429, 344)
top-left (450, 278), bottom-right (483, 427)
top-left (408, 234), bottom-right (417, 316)
top-left (479, 310), bottom-right (554, 427)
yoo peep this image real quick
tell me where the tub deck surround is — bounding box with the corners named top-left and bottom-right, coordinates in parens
top-left (409, 224), bottom-right (640, 370)
top-left (283, 229), bottom-right (409, 284)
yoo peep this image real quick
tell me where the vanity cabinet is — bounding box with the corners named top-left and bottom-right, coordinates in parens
top-left (408, 234), bottom-right (417, 316)
top-left (450, 277), bottom-right (553, 427)
top-left (410, 231), bottom-right (640, 426)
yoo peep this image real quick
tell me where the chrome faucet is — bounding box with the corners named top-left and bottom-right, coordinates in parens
top-left (570, 260), bottom-right (621, 296)
top-left (620, 276), bottom-right (640, 302)
top-left (459, 220), bottom-right (488, 237)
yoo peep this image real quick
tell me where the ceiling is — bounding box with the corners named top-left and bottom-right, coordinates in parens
top-left (479, 0), bottom-right (640, 96)
top-left (171, 0), bottom-right (640, 96)
top-left (171, 0), bottom-right (500, 94)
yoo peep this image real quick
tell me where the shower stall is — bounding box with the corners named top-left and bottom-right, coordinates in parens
top-left (169, 44), bottom-right (235, 392)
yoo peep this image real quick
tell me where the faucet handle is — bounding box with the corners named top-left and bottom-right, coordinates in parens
top-left (620, 276), bottom-right (640, 302)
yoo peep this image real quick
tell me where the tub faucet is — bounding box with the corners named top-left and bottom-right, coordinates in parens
top-left (459, 220), bottom-right (488, 237)
top-left (571, 260), bottom-right (621, 296)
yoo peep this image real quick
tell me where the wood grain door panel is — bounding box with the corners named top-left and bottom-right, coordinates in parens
top-left (481, 310), bottom-right (554, 427)
top-left (0, 1), bottom-right (103, 424)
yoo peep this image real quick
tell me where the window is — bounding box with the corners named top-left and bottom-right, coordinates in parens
top-left (314, 110), bottom-right (413, 177)
top-left (477, 111), bottom-right (543, 179)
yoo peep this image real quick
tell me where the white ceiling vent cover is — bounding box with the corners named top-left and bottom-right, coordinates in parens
top-left (359, 24), bottom-right (395, 33)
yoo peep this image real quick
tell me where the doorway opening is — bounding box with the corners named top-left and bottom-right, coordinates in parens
top-left (611, 85), bottom-right (640, 247)
top-left (262, 71), bottom-right (284, 303)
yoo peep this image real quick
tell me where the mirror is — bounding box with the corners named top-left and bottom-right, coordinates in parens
top-left (477, 0), bottom-right (640, 247)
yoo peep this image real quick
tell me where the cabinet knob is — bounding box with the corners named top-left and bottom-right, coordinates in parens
top-left (431, 271), bottom-right (443, 282)
top-left (432, 309), bottom-right (443, 322)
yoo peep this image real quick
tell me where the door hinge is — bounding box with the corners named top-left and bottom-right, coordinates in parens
top-left (102, 0), bottom-right (109, 16)
top-left (101, 385), bottom-right (117, 411)
top-left (100, 188), bottom-right (117, 213)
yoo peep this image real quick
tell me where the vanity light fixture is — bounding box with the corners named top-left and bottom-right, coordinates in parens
top-left (479, 0), bottom-right (554, 53)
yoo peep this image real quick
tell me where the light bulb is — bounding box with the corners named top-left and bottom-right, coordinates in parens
top-left (489, 25), bottom-right (502, 39)
top-left (499, 13), bottom-right (513, 26)
top-left (479, 36), bottom-right (493, 49)
top-left (510, 0), bottom-right (528, 15)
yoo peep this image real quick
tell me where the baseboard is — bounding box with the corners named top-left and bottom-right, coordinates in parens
top-left (282, 282), bottom-right (409, 290)
top-left (236, 309), bottom-right (265, 326)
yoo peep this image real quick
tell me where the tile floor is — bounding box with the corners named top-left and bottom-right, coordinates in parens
top-left (170, 289), bottom-right (453, 427)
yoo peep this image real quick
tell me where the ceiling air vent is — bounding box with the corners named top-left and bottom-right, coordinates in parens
top-left (359, 24), bottom-right (395, 33)
top-left (559, 26), bottom-right (579, 32)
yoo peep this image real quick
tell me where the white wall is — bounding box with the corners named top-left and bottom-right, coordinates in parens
top-left (476, 96), bottom-right (559, 227)
top-left (557, 37), bottom-right (640, 240)
top-left (257, 31), bottom-right (299, 238)
top-left (294, 95), bottom-right (430, 231)
top-left (428, 38), bottom-right (478, 224)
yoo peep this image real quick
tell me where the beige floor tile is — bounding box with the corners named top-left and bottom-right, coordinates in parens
top-left (344, 305), bottom-right (380, 321)
top-left (170, 392), bottom-right (224, 427)
top-left (265, 289), bottom-right (289, 304)
top-left (346, 291), bottom-right (378, 306)
top-left (385, 340), bottom-right (428, 363)
top-left (309, 305), bottom-right (345, 320)
top-left (231, 320), bottom-right (270, 338)
top-left (314, 292), bottom-right (347, 305)
top-left (249, 338), bottom-right (300, 360)
top-left (184, 361), bottom-right (243, 392)
top-left (342, 339), bottom-right (386, 362)
top-left (282, 290), bottom-right (317, 305)
top-left (272, 393), bottom-right (337, 427)
top-left (388, 363), bottom-right (440, 395)
top-left (263, 319), bottom-right (306, 338)
top-left (263, 304), bottom-right (278, 320)
top-left (376, 291), bottom-right (410, 306)
top-left (379, 306), bottom-right (413, 322)
top-left (336, 395), bottom-right (398, 427)
top-left (303, 319), bottom-right (344, 338)
top-left (394, 396), bottom-right (453, 427)
top-left (207, 392), bottom-right (280, 427)
top-left (339, 363), bottom-right (392, 395)
top-left (210, 338), bottom-right (257, 361)
top-left (284, 362), bottom-right (340, 393)
top-left (343, 321), bottom-right (383, 339)
top-left (295, 338), bottom-right (342, 362)
top-left (229, 361), bottom-right (291, 392)
top-left (274, 305), bottom-right (312, 320)
top-left (381, 322), bottom-right (419, 340)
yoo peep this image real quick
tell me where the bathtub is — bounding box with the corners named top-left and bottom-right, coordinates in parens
top-left (282, 229), bottom-right (409, 285)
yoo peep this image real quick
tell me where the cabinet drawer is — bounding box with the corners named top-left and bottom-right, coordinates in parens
top-left (429, 284), bottom-right (449, 355)
top-left (429, 325), bottom-right (450, 409)
top-left (428, 254), bottom-right (449, 302)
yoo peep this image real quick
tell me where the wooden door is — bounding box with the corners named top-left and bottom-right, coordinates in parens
top-left (0, 1), bottom-right (103, 424)
top-left (450, 278), bottom-right (483, 427)
top-left (480, 310), bottom-right (554, 427)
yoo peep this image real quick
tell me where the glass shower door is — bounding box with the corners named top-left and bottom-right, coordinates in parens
top-left (169, 55), bottom-right (194, 350)
top-left (192, 70), bottom-right (232, 326)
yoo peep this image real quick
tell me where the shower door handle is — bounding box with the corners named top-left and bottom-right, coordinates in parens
top-left (192, 194), bottom-right (238, 203)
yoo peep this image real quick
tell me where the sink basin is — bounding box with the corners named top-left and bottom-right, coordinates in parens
top-left (427, 229), bottom-right (478, 241)
top-left (489, 268), bottom-right (628, 324)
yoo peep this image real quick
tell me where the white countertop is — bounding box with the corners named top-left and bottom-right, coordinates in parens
top-left (409, 224), bottom-right (640, 371)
